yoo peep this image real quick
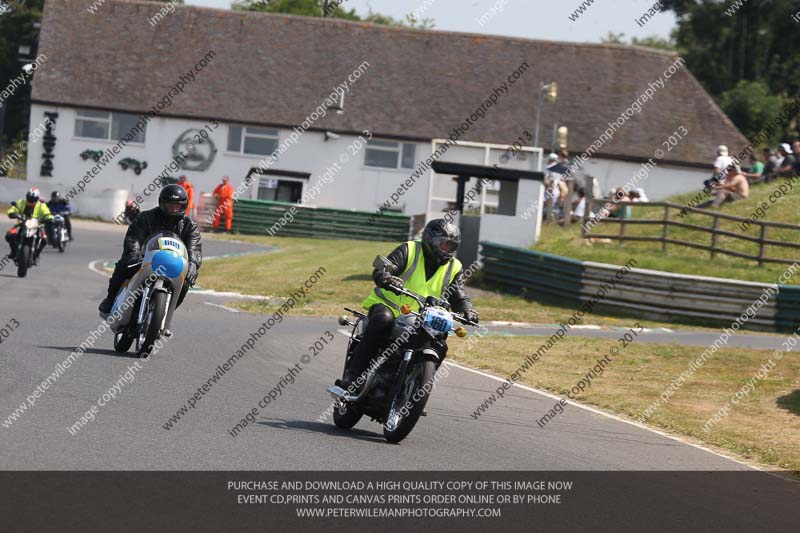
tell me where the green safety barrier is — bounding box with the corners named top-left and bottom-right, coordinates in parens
top-left (231, 198), bottom-right (410, 242)
top-left (480, 241), bottom-right (800, 332)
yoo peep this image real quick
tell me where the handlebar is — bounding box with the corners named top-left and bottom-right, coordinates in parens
top-left (388, 284), bottom-right (479, 328)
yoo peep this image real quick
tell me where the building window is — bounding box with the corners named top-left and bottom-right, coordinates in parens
top-left (364, 139), bottom-right (416, 169)
top-left (228, 125), bottom-right (279, 156)
top-left (258, 177), bottom-right (303, 203)
top-left (74, 110), bottom-right (145, 143)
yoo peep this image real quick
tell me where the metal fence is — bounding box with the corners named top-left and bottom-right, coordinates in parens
top-left (582, 199), bottom-right (800, 266)
top-left (480, 241), bottom-right (800, 332)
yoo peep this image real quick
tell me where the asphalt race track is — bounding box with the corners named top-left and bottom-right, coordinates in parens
top-left (2, 220), bottom-right (800, 530)
top-left (0, 219), bottom-right (776, 471)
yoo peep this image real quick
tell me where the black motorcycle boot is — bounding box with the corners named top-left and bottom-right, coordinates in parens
top-left (99, 271), bottom-right (126, 316)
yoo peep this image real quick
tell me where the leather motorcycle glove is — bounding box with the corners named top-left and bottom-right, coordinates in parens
top-left (464, 308), bottom-right (479, 324)
top-left (376, 271), bottom-right (404, 294)
top-left (186, 263), bottom-right (199, 287)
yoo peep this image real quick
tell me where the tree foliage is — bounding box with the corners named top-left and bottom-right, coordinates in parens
top-left (660, 0), bottom-right (799, 142)
top-left (231, 0), bottom-right (434, 28)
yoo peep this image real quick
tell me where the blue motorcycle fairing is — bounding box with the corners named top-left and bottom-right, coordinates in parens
top-left (151, 249), bottom-right (185, 279)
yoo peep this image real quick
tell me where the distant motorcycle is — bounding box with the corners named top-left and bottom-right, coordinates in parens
top-left (108, 231), bottom-right (188, 358)
top-left (49, 215), bottom-right (69, 253)
top-left (12, 215), bottom-right (44, 278)
top-left (327, 255), bottom-right (477, 443)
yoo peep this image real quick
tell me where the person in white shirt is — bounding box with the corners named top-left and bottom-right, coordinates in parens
top-left (713, 145), bottom-right (733, 179)
top-left (545, 153), bottom-right (564, 217)
top-left (705, 145), bottom-right (733, 189)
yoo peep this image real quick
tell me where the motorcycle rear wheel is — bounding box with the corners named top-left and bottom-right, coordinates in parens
top-left (383, 359), bottom-right (436, 444)
top-left (333, 401), bottom-right (363, 429)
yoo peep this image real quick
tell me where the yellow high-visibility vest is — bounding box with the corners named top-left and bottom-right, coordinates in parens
top-left (362, 240), bottom-right (462, 317)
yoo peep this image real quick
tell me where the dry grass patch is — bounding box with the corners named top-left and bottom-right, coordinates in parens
top-left (453, 335), bottom-right (800, 470)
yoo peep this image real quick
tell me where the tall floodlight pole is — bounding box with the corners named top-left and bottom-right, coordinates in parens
top-left (533, 81), bottom-right (558, 149)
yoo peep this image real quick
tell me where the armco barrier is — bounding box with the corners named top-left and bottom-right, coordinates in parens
top-left (480, 241), bottom-right (800, 332)
top-left (201, 198), bottom-right (410, 242)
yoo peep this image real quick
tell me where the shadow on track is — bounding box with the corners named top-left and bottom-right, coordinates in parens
top-left (36, 345), bottom-right (140, 359)
top-left (341, 273), bottom-right (372, 282)
top-left (256, 418), bottom-right (387, 444)
top-left (777, 390), bottom-right (800, 416)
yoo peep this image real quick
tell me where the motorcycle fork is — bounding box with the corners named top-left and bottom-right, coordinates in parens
top-left (387, 349), bottom-right (414, 405)
top-left (137, 287), bottom-right (151, 328)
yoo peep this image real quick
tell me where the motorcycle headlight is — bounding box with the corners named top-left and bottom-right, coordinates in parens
top-left (25, 219), bottom-right (38, 230)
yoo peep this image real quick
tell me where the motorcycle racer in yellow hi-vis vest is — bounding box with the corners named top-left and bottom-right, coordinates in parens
top-left (339, 219), bottom-right (479, 391)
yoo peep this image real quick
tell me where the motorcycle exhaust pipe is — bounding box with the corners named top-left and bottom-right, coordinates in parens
top-left (326, 365), bottom-right (381, 403)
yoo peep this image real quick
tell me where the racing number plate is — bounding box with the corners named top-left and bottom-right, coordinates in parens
top-left (158, 237), bottom-right (184, 254)
top-left (424, 307), bottom-right (453, 333)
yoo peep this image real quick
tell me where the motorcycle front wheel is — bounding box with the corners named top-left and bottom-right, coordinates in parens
top-left (137, 291), bottom-right (168, 358)
top-left (113, 329), bottom-right (135, 353)
top-left (383, 359), bottom-right (436, 444)
top-left (16, 244), bottom-right (30, 278)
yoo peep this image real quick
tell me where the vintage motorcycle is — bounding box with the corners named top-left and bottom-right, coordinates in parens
top-left (108, 231), bottom-right (188, 358)
top-left (12, 215), bottom-right (45, 278)
top-left (327, 256), bottom-right (477, 443)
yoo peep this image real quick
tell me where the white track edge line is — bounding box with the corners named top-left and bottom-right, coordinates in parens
top-left (442, 360), bottom-right (763, 472)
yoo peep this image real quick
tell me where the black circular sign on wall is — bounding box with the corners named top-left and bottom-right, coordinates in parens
top-left (172, 129), bottom-right (217, 171)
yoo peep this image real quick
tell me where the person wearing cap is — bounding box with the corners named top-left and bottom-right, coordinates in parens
top-left (710, 163), bottom-right (749, 208)
top-left (545, 153), bottom-right (566, 219)
top-left (212, 176), bottom-right (235, 232)
top-left (707, 145), bottom-right (733, 188)
top-left (177, 175), bottom-right (195, 218)
top-left (774, 143), bottom-right (796, 179)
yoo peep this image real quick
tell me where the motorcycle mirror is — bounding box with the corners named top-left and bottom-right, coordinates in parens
top-left (337, 315), bottom-right (350, 326)
top-left (372, 255), bottom-right (393, 271)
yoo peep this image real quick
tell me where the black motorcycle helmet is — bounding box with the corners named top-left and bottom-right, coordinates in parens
top-left (158, 184), bottom-right (188, 222)
top-left (422, 219), bottom-right (460, 265)
top-left (50, 191), bottom-right (61, 202)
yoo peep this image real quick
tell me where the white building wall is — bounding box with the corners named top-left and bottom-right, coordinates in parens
top-left (24, 104), bottom-right (436, 216)
top-left (22, 103), bottom-right (709, 219)
top-left (578, 157), bottom-right (708, 200)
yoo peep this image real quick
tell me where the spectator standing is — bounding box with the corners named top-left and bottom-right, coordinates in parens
top-left (545, 153), bottom-right (564, 219)
top-left (178, 175), bottom-right (195, 218)
top-left (212, 176), bottom-right (235, 232)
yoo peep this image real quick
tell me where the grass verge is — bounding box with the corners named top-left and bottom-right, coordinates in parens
top-left (536, 176), bottom-right (800, 284)
top-left (200, 234), bottom-right (680, 328)
top-left (454, 335), bottom-right (800, 471)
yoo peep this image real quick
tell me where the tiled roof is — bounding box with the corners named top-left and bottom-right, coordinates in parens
top-left (32, 0), bottom-right (748, 166)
